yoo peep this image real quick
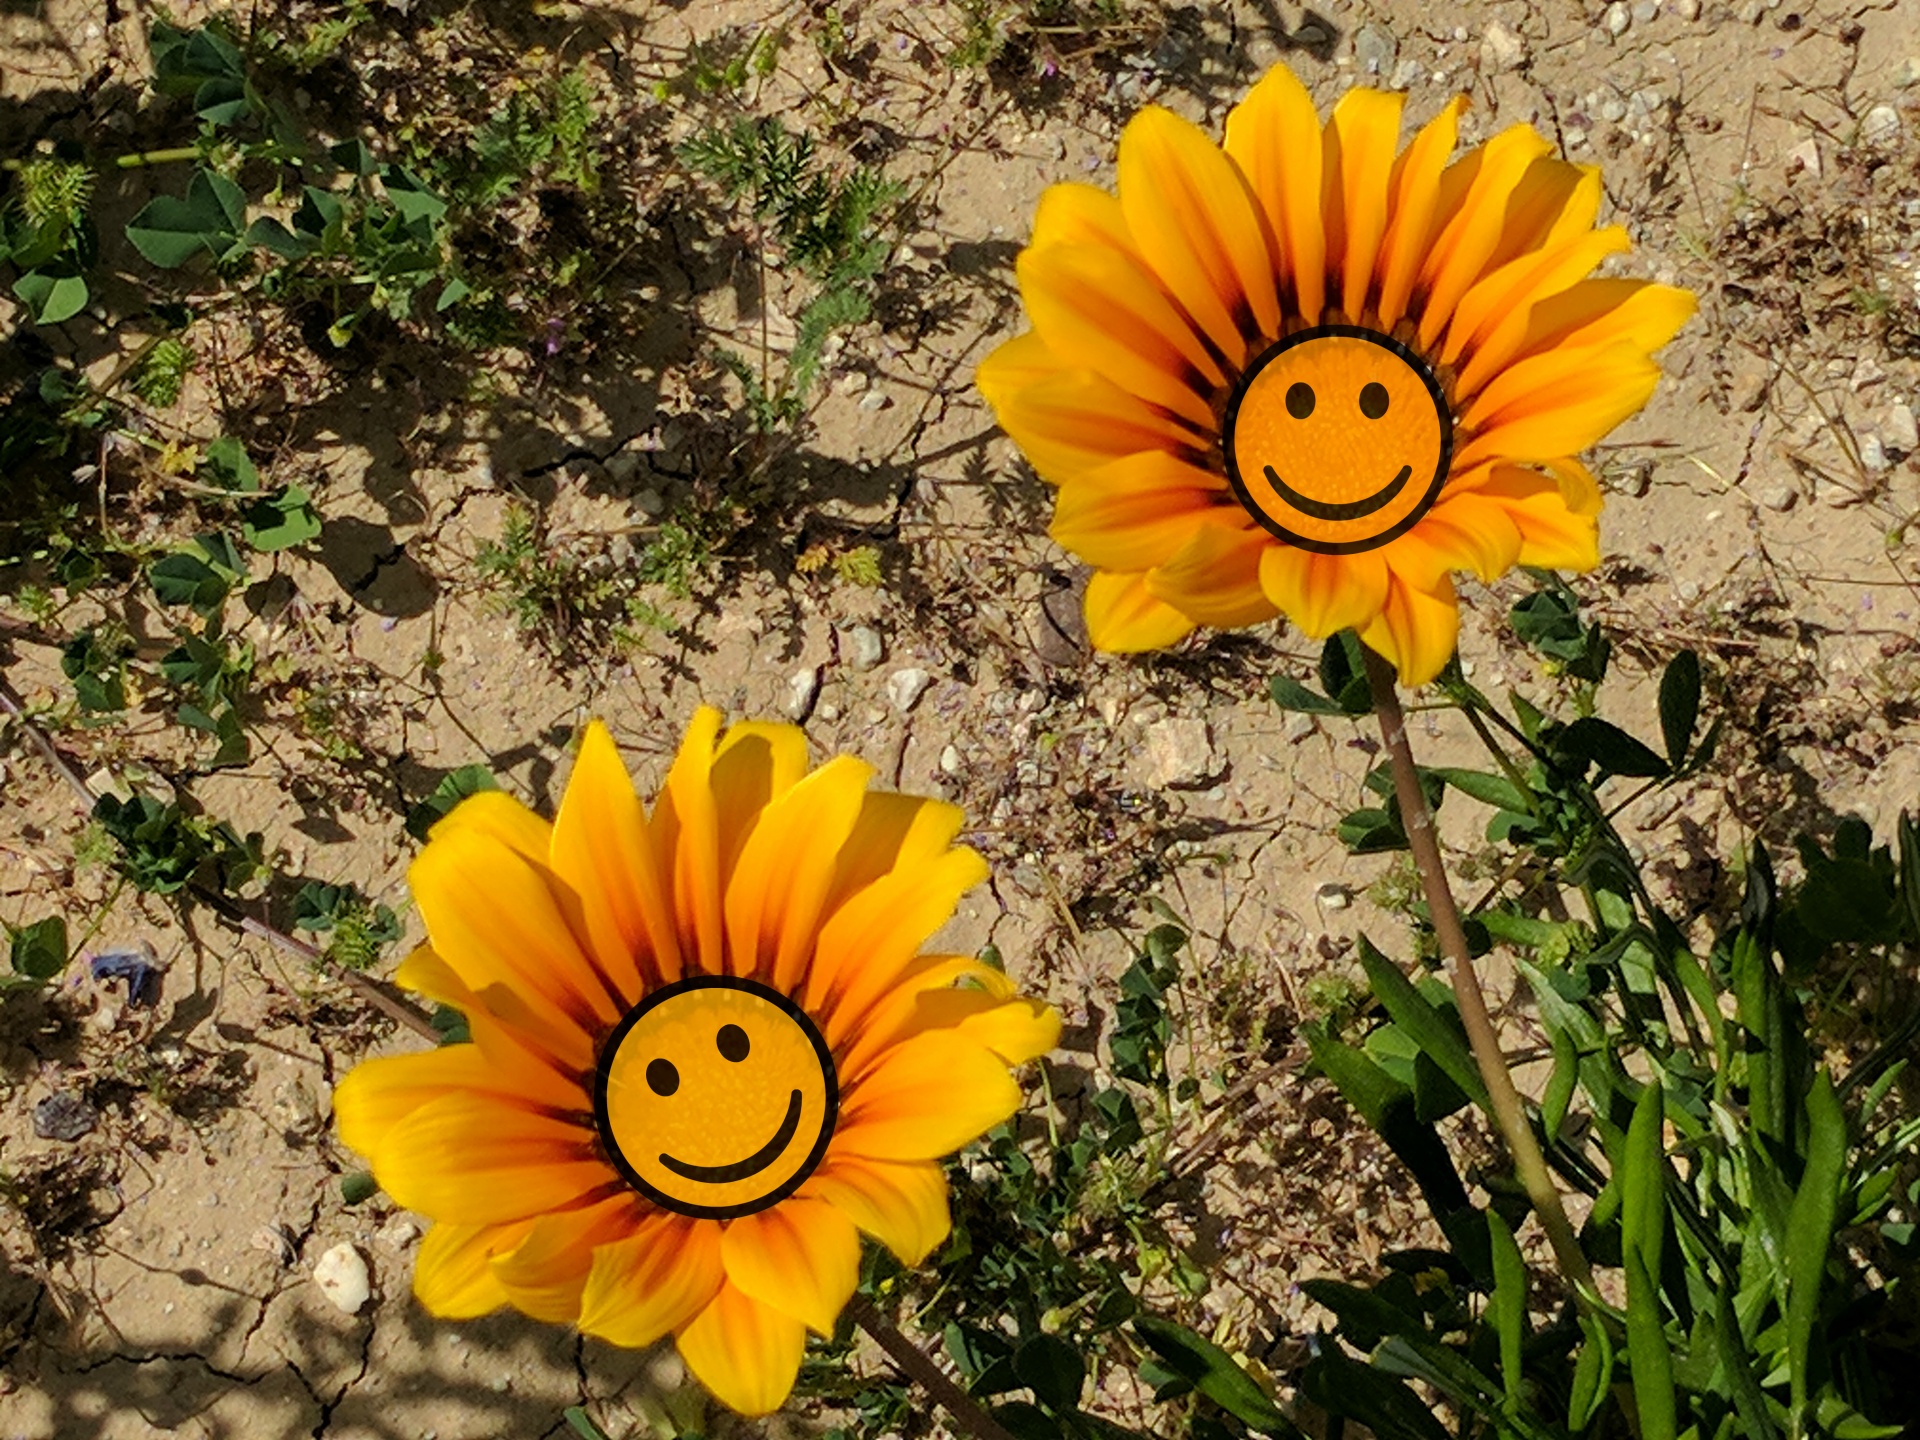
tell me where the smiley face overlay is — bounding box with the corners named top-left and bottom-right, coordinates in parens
top-left (1222, 325), bottom-right (1454, 556)
top-left (594, 976), bottom-right (838, 1221)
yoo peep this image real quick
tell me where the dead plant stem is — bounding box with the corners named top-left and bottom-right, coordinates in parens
top-left (848, 1296), bottom-right (1016, 1440)
top-left (1361, 645), bottom-right (1596, 1301)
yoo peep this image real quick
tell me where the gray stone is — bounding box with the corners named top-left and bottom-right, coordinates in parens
top-left (1142, 717), bottom-right (1219, 788)
top-left (857, 389), bottom-right (890, 413)
top-left (1354, 23), bottom-right (1398, 75)
top-left (1859, 432), bottom-right (1890, 473)
top-left (32, 1092), bottom-right (94, 1142)
top-left (1895, 57), bottom-right (1920, 88)
top-left (1675, 0), bottom-right (1700, 16)
top-left (1605, 1), bottom-right (1631, 36)
top-left (1389, 57), bottom-right (1423, 90)
top-left (939, 744), bottom-right (963, 776)
top-left (1862, 104), bottom-right (1902, 147)
top-left (1598, 95), bottom-right (1628, 123)
top-left (844, 624), bottom-right (884, 671)
top-left (1480, 20), bottom-right (1527, 71)
top-left (632, 488), bottom-right (665, 518)
top-left (783, 666), bottom-right (821, 721)
top-left (1315, 881), bottom-right (1352, 911)
top-left (1631, 0), bottom-right (1658, 22)
top-left (1758, 483), bottom-right (1797, 512)
top-left (886, 667), bottom-right (932, 712)
top-left (313, 1243), bottom-right (371, 1315)
top-left (1884, 399), bottom-right (1918, 455)
top-left (1285, 712), bottom-right (1317, 743)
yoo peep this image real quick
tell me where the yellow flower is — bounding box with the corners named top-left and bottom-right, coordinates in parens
top-left (334, 711), bottom-right (1058, 1415)
top-left (977, 66), bottom-right (1695, 684)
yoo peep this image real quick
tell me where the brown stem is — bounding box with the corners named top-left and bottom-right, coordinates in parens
top-left (848, 1296), bottom-right (1018, 1440)
top-left (0, 675), bottom-right (440, 1042)
top-left (1361, 645), bottom-right (1596, 1299)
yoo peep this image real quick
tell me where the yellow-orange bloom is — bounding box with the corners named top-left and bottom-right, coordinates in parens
top-left (978, 65), bottom-right (1694, 684)
top-left (334, 711), bottom-right (1058, 1415)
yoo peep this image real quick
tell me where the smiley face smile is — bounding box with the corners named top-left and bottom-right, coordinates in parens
top-left (594, 975), bottom-right (839, 1220)
top-left (1223, 325), bottom-right (1454, 556)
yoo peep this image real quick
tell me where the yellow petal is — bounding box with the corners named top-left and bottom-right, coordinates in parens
top-left (410, 826), bottom-right (620, 1038)
top-left (551, 721), bottom-right (682, 996)
top-left (978, 336), bottom-right (1209, 487)
top-left (836, 1030), bottom-right (1024, 1162)
top-left (836, 955), bottom-right (1009, 1079)
top-left (721, 1196), bottom-right (861, 1336)
top-left (1471, 464), bottom-right (1603, 571)
top-left (412, 1221), bottom-right (530, 1319)
top-left (1018, 242), bottom-right (1225, 428)
top-left (1375, 96), bottom-right (1465, 331)
top-left (1030, 181), bottom-right (1139, 255)
top-left (1454, 342), bottom-right (1660, 471)
top-left (724, 754), bottom-right (874, 994)
top-left (650, 706), bottom-right (726, 976)
top-left (429, 789), bottom-right (552, 866)
top-left (1083, 569), bottom-right (1196, 652)
top-left (1050, 452), bottom-right (1229, 572)
top-left (709, 720), bottom-right (812, 902)
top-left (801, 1153), bottom-right (952, 1267)
top-left (578, 1213), bottom-right (725, 1348)
top-left (1321, 87), bottom-right (1403, 321)
top-left (1224, 62), bottom-right (1326, 323)
top-left (805, 848), bottom-right (991, 1050)
top-left (1119, 106), bottom-right (1280, 362)
top-left (1511, 278), bottom-right (1696, 364)
top-left (1445, 225), bottom-right (1630, 377)
top-left (1388, 490), bottom-right (1524, 588)
top-left (333, 1044), bottom-right (503, 1162)
top-left (392, 944), bottom-right (596, 1081)
top-left (373, 1091), bottom-right (609, 1225)
top-left (1358, 570), bottom-right (1460, 688)
top-left (1484, 158), bottom-right (1600, 273)
top-left (491, 1193), bottom-right (643, 1323)
top-left (1144, 518), bottom-right (1280, 629)
top-left (823, 792), bottom-right (967, 918)
top-left (676, 1281), bottom-right (809, 1417)
top-left (1414, 124), bottom-right (1554, 352)
top-left (1257, 546), bottom-right (1390, 638)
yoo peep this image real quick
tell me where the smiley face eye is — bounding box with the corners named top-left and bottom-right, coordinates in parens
top-left (646, 1058), bottom-right (680, 1096)
top-left (1285, 382), bottom-right (1316, 419)
top-left (1358, 382), bottom-right (1390, 419)
top-left (717, 1024), bottom-right (750, 1062)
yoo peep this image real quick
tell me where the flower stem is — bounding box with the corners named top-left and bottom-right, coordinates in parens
top-left (848, 1296), bottom-right (1017, 1440)
top-left (1361, 645), bottom-right (1596, 1299)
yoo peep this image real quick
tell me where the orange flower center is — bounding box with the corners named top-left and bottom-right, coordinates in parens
top-left (1222, 326), bottom-right (1454, 555)
top-left (593, 976), bottom-right (839, 1219)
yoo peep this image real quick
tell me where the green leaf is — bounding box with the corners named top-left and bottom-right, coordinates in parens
top-left (1658, 649), bottom-right (1701, 770)
top-left (8, 916), bottom-right (68, 981)
top-left (1012, 1334), bottom-right (1084, 1412)
top-left (1355, 936), bottom-right (1486, 1109)
top-left (149, 550), bottom-right (231, 614)
top-left (1567, 1311), bottom-right (1616, 1431)
top-left (125, 168), bottom-right (247, 267)
top-left (1486, 1211), bottom-right (1526, 1408)
top-left (1555, 716), bottom-right (1670, 779)
top-left (12, 268), bottom-right (89, 324)
top-left (1621, 1080), bottom-right (1677, 1440)
top-left (200, 435), bottom-right (261, 492)
top-left (561, 1408), bottom-right (613, 1440)
top-left (1784, 1071), bottom-right (1847, 1418)
top-left (1131, 1316), bottom-right (1304, 1436)
top-left (405, 764), bottom-right (502, 841)
top-left (244, 215), bottom-right (312, 258)
top-left (241, 485), bottom-right (321, 551)
top-left (1429, 766), bottom-right (1531, 814)
top-left (1317, 631), bottom-right (1373, 713)
top-left (1337, 806), bottom-right (1406, 854)
top-left (1269, 674), bottom-right (1347, 716)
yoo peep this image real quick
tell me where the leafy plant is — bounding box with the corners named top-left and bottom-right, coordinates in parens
top-left (4, 916), bottom-right (70, 989)
top-left (291, 883), bottom-right (402, 972)
top-left (93, 792), bottom-right (263, 898)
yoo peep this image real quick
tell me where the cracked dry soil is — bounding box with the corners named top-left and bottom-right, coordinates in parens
top-left (6, 0), bottom-right (1920, 1436)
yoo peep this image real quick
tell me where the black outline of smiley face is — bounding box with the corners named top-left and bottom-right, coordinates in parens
top-left (592, 975), bottom-right (839, 1221)
top-left (1220, 325), bottom-right (1455, 556)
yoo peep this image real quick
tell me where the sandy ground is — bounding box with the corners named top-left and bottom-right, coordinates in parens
top-left (4, 0), bottom-right (1920, 1435)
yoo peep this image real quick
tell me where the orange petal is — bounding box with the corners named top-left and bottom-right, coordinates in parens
top-left (1375, 96), bottom-right (1465, 331)
top-left (1414, 124), bottom-right (1555, 352)
top-left (372, 1091), bottom-right (609, 1225)
top-left (578, 1212), bottom-right (725, 1348)
top-left (409, 826), bottom-right (620, 1038)
top-left (977, 335), bottom-right (1210, 488)
top-left (1144, 518), bottom-right (1280, 630)
top-left (836, 1030), bottom-right (1024, 1161)
top-left (801, 1153), bottom-right (952, 1267)
top-left (676, 1280), bottom-right (808, 1417)
top-left (650, 706), bottom-right (726, 976)
top-left (1018, 242), bottom-right (1225, 429)
top-left (1445, 225), bottom-right (1630, 378)
top-left (1119, 106), bottom-right (1280, 362)
top-left (1454, 342), bottom-right (1660, 471)
top-left (1223, 62), bottom-right (1326, 323)
top-left (491, 1192), bottom-right (645, 1323)
top-left (551, 721), bottom-right (682, 996)
top-left (1257, 545), bottom-right (1391, 638)
top-left (1049, 452), bottom-right (1229, 572)
top-left (1358, 569), bottom-right (1461, 688)
top-left (1083, 569), bottom-right (1197, 651)
top-left (724, 754), bottom-right (874, 994)
top-left (1321, 87), bottom-right (1404, 322)
top-left (805, 848), bottom-right (991, 1050)
top-left (412, 1221), bottom-right (530, 1318)
top-left (721, 1196), bottom-right (861, 1336)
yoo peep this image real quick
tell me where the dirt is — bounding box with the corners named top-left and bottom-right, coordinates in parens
top-left (4, 0), bottom-right (1920, 1435)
